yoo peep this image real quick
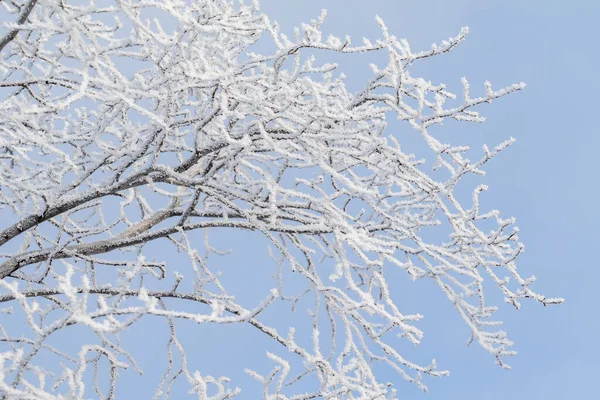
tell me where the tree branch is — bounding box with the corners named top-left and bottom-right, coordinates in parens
top-left (0, 0), bottom-right (39, 53)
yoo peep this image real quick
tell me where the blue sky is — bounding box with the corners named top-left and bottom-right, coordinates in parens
top-left (112, 1), bottom-right (599, 398)
top-left (1, 1), bottom-right (597, 398)
top-left (250, 1), bottom-right (598, 398)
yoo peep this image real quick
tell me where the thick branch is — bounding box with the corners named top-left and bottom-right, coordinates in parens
top-left (0, 169), bottom-right (161, 249)
top-left (0, 137), bottom-right (231, 251)
top-left (0, 0), bottom-right (39, 53)
top-left (0, 218), bottom-right (332, 279)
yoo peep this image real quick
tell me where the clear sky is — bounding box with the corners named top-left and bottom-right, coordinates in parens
top-left (253, 1), bottom-right (599, 399)
top-left (1, 1), bottom-right (596, 398)
top-left (110, 1), bottom-right (598, 398)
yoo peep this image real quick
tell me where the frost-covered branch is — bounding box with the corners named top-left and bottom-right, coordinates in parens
top-left (0, 0), bottom-right (561, 398)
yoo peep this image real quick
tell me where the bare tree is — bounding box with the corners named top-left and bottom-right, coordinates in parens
top-left (0, 0), bottom-right (562, 398)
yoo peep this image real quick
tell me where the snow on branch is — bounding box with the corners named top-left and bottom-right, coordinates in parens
top-left (0, 0), bottom-right (561, 398)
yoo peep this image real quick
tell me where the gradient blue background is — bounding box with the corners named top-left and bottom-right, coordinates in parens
top-left (253, 1), bottom-right (598, 398)
top-left (1, 1), bottom-right (597, 399)
top-left (113, 1), bottom-right (599, 398)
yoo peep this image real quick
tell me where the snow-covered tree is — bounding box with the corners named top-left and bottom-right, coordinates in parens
top-left (0, 0), bottom-right (562, 398)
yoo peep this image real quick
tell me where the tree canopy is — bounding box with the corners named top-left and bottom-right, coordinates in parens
top-left (0, 0), bottom-right (561, 398)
